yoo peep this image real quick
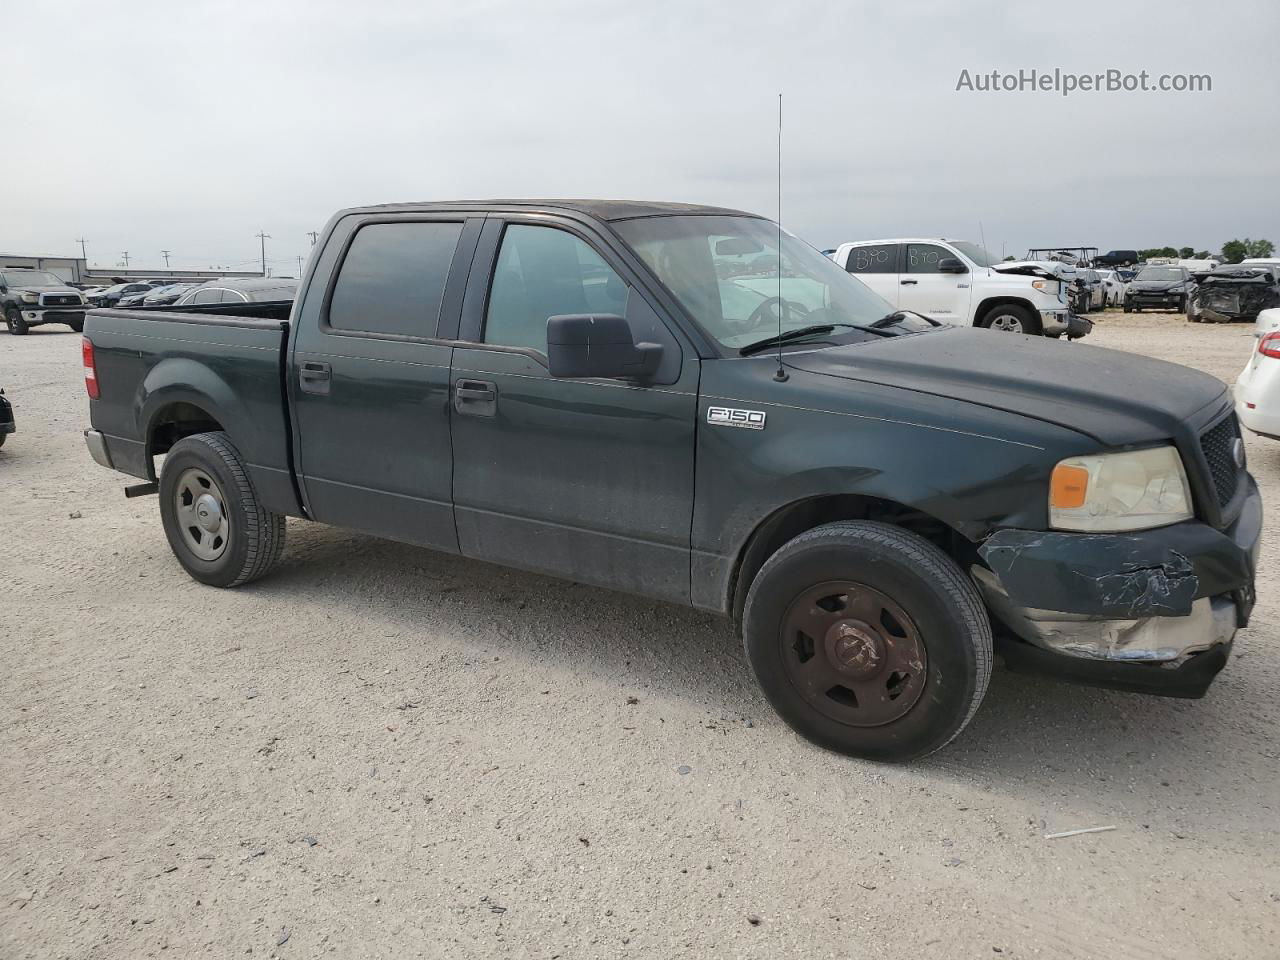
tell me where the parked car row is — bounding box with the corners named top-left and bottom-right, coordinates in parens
top-left (4, 274), bottom-right (300, 335)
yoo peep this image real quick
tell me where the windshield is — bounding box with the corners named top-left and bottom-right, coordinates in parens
top-left (1136, 267), bottom-right (1184, 281)
top-left (2, 271), bottom-right (62, 287)
top-left (614, 215), bottom-right (895, 350)
top-left (949, 241), bottom-right (999, 268)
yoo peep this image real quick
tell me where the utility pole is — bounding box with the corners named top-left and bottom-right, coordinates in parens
top-left (121, 251), bottom-right (130, 267)
top-left (161, 249), bottom-right (171, 268)
top-left (306, 231), bottom-right (318, 246)
top-left (296, 254), bottom-right (305, 275)
top-left (75, 237), bottom-right (88, 261)
top-left (255, 231), bottom-right (271, 277)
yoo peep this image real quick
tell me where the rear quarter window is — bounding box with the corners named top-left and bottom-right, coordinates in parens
top-left (328, 221), bottom-right (463, 337)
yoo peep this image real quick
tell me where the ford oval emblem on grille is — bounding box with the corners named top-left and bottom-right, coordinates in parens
top-left (1232, 438), bottom-right (1246, 468)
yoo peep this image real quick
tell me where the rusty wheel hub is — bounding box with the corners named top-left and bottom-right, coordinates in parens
top-left (781, 580), bottom-right (928, 727)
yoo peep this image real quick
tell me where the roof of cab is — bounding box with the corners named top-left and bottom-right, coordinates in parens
top-left (343, 199), bottom-right (764, 222)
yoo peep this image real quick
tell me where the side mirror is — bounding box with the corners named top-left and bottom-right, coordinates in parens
top-left (547, 314), bottom-right (663, 380)
top-left (937, 258), bottom-right (967, 274)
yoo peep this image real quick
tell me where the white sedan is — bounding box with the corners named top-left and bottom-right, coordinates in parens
top-left (1093, 269), bottom-right (1127, 307)
top-left (1234, 307), bottom-right (1280, 439)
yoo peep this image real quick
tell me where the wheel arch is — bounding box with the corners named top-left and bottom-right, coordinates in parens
top-left (974, 296), bottom-right (1038, 327)
top-left (726, 494), bottom-right (973, 628)
top-left (139, 359), bottom-right (248, 479)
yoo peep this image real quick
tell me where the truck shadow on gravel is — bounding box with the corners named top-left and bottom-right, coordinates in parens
top-left (252, 522), bottom-right (1268, 821)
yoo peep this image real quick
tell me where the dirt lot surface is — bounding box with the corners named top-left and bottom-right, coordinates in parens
top-left (2, 312), bottom-right (1277, 959)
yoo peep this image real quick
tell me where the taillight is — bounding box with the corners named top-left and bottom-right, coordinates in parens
top-left (1259, 331), bottom-right (1280, 359)
top-left (82, 337), bottom-right (100, 399)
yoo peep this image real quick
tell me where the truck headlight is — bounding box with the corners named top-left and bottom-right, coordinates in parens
top-left (20, 292), bottom-right (38, 303)
top-left (1031, 280), bottom-right (1059, 294)
top-left (1049, 446), bottom-right (1192, 532)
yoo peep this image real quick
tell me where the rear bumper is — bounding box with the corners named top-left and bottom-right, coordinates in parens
top-left (85, 429), bottom-right (114, 469)
top-left (973, 479), bottom-right (1261, 696)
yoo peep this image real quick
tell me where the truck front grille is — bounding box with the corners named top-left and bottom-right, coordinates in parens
top-left (42, 294), bottom-right (80, 306)
top-left (1200, 414), bottom-right (1243, 509)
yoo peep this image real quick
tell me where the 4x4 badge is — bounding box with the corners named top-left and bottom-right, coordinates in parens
top-left (707, 406), bottom-right (766, 430)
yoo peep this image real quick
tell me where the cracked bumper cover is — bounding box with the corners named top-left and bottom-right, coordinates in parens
top-left (973, 478), bottom-right (1261, 696)
top-left (1040, 311), bottom-right (1093, 339)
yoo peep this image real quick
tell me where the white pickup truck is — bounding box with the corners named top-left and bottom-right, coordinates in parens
top-left (830, 238), bottom-right (1091, 339)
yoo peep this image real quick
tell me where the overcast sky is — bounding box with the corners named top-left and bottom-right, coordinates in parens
top-left (8, 0), bottom-right (1279, 272)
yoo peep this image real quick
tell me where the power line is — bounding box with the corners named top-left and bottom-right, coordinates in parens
top-left (255, 231), bottom-right (271, 277)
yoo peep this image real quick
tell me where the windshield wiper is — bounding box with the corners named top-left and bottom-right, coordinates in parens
top-left (738, 324), bottom-right (838, 356)
top-left (870, 309), bottom-right (941, 329)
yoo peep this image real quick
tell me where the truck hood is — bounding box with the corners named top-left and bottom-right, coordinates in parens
top-left (784, 328), bottom-right (1226, 447)
top-left (990, 260), bottom-right (1068, 280)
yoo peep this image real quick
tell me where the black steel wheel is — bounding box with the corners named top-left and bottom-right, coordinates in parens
top-left (743, 521), bottom-right (992, 762)
top-left (6, 307), bottom-right (28, 335)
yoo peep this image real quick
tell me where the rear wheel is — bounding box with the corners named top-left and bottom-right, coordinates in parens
top-left (5, 307), bottom-right (29, 335)
top-left (979, 303), bottom-right (1040, 335)
top-left (158, 431), bottom-right (285, 587)
top-left (742, 521), bottom-right (992, 762)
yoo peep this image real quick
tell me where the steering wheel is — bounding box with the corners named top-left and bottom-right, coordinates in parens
top-left (732, 296), bottom-right (810, 335)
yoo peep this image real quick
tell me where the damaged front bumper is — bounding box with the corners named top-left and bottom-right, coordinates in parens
top-left (1041, 310), bottom-right (1093, 340)
top-left (973, 478), bottom-right (1262, 697)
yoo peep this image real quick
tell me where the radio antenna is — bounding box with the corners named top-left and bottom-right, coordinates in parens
top-left (979, 221), bottom-right (991, 277)
top-left (774, 92), bottom-right (788, 382)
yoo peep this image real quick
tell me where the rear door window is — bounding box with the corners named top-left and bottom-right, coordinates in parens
top-left (328, 221), bottom-right (464, 338)
top-left (844, 244), bottom-right (898, 274)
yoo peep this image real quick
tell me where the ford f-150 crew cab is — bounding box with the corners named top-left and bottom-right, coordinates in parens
top-left (830, 238), bottom-right (1092, 339)
top-left (82, 200), bottom-right (1260, 762)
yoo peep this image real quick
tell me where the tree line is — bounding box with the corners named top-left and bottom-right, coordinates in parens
top-left (1138, 238), bottom-right (1275, 263)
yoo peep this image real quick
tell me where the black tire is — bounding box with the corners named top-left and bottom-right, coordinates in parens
top-left (6, 307), bottom-right (29, 335)
top-left (1122, 302), bottom-right (1131, 313)
top-left (0, 433), bottom-right (6, 448)
top-left (158, 431), bottom-right (285, 587)
top-left (67, 318), bottom-right (84, 333)
top-left (978, 303), bottom-right (1040, 335)
top-left (742, 521), bottom-right (992, 762)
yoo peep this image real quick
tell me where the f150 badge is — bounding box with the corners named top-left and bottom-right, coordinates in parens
top-left (707, 406), bottom-right (767, 430)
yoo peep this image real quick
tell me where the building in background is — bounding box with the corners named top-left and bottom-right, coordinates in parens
top-left (0, 253), bottom-right (262, 286)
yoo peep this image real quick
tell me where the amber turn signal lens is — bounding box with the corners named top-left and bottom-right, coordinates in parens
top-left (1050, 464), bottom-right (1089, 509)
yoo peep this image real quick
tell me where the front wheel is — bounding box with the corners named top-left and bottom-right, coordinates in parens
top-left (5, 307), bottom-right (29, 335)
top-left (742, 521), bottom-right (993, 762)
top-left (159, 431), bottom-right (286, 587)
top-left (979, 303), bottom-right (1040, 335)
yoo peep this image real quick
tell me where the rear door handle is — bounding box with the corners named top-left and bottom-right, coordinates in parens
top-left (454, 378), bottom-right (497, 417)
top-left (900, 279), bottom-right (918, 285)
top-left (299, 361), bottom-right (331, 395)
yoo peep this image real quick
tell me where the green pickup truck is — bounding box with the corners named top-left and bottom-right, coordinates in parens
top-left (81, 200), bottom-right (1261, 761)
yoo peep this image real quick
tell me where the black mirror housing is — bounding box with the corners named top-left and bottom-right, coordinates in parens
top-left (547, 314), bottom-right (663, 380)
top-left (937, 257), bottom-right (967, 274)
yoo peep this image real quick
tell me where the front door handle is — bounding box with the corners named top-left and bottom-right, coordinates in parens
top-left (900, 279), bottom-right (918, 285)
top-left (454, 378), bottom-right (497, 417)
top-left (299, 361), bottom-right (331, 395)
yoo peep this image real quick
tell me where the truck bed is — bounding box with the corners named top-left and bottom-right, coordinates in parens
top-left (84, 302), bottom-right (300, 516)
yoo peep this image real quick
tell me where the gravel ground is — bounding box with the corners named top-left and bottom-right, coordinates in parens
top-left (2, 312), bottom-right (1277, 959)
